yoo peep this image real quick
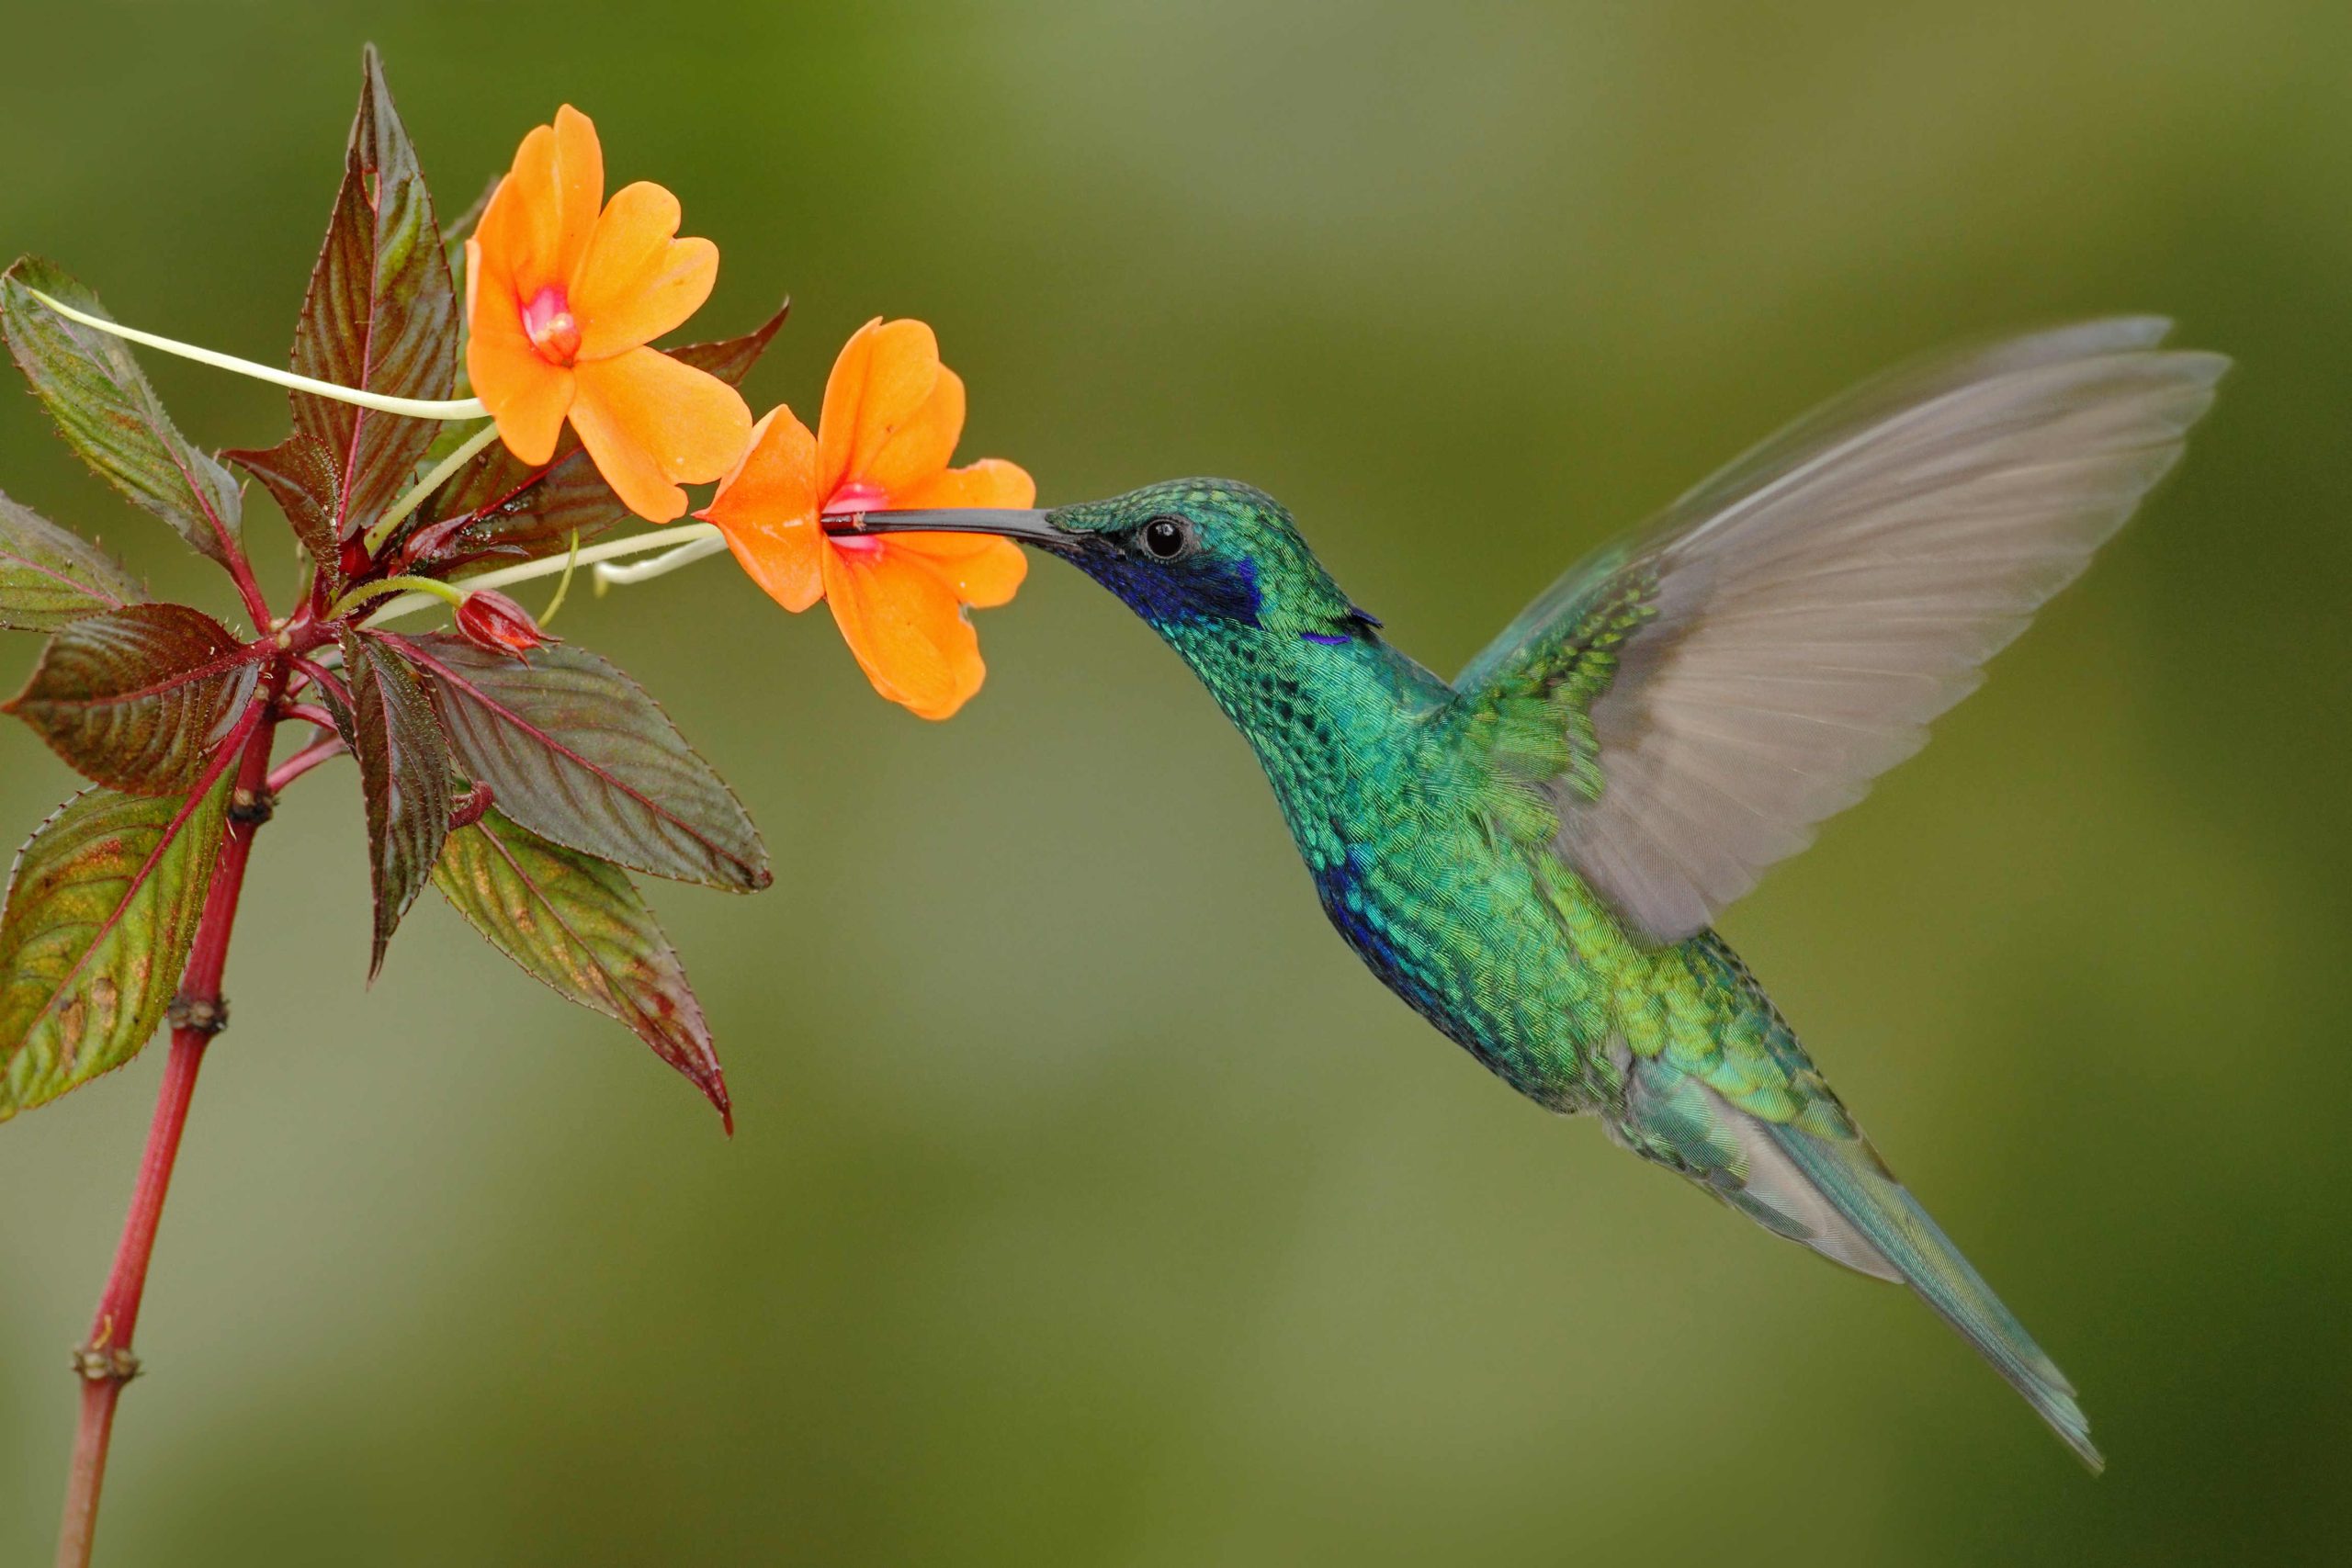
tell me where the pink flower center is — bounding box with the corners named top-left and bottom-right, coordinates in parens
top-left (521, 285), bottom-right (582, 366)
top-left (822, 480), bottom-right (890, 555)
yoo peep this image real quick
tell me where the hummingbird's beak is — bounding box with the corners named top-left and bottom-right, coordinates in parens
top-left (821, 508), bottom-right (1070, 548)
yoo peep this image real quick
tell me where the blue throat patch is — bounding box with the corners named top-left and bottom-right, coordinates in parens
top-left (1076, 550), bottom-right (1261, 628)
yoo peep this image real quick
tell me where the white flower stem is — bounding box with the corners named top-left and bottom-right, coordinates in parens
top-left (363, 524), bottom-right (727, 626)
top-left (23, 288), bottom-right (488, 421)
top-left (591, 530), bottom-right (729, 590)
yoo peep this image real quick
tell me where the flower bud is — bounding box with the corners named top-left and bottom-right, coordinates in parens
top-left (455, 590), bottom-right (554, 660)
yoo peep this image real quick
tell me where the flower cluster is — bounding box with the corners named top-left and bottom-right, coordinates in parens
top-left (468, 107), bottom-right (1033, 717)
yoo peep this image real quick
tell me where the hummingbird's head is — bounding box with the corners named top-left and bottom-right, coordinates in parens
top-left (829, 478), bottom-right (1378, 649)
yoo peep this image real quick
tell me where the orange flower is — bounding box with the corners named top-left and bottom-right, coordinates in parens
top-left (465, 106), bottom-right (752, 523)
top-left (699, 319), bottom-right (1034, 719)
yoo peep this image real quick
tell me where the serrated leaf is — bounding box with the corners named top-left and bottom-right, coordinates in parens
top-left (224, 433), bottom-right (344, 590)
top-left (0, 257), bottom-right (244, 569)
top-left (277, 47), bottom-right (458, 543)
top-left (6, 604), bottom-right (261, 794)
top-left (414, 304), bottom-right (791, 573)
top-left (341, 629), bottom-right (452, 978)
top-left (393, 634), bottom-right (768, 891)
top-left (0, 773), bottom-right (232, 1121)
top-left (0, 488), bottom-right (143, 630)
top-left (435, 807), bottom-right (729, 1124)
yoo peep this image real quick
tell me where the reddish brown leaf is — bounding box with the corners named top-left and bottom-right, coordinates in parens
top-left (225, 432), bottom-right (344, 590)
top-left (435, 807), bottom-right (729, 1127)
top-left (6, 604), bottom-right (261, 795)
top-left (341, 628), bottom-right (452, 977)
top-left (392, 634), bottom-right (768, 892)
top-left (277, 47), bottom-right (458, 543)
top-left (670, 299), bottom-right (790, 386)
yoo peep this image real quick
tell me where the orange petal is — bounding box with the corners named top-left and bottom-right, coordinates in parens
top-left (894, 456), bottom-right (1038, 512)
top-left (889, 458), bottom-right (1036, 605)
top-left (821, 542), bottom-right (984, 720)
top-left (816, 319), bottom-right (944, 498)
top-left (864, 365), bottom-right (968, 498)
top-left (570, 349), bottom-right (754, 523)
top-left (700, 407), bottom-right (824, 612)
top-left (890, 532), bottom-right (1029, 609)
top-left (474, 107), bottom-right (604, 292)
top-left (465, 245), bottom-right (573, 464)
top-left (569, 182), bottom-right (718, 360)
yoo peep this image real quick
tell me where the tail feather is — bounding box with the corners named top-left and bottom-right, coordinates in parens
top-left (1758, 1114), bottom-right (2102, 1472)
top-left (1612, 1057), bottom-right (2100, 1470)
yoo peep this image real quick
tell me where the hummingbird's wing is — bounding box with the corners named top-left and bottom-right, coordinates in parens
top-left (1456, 320), bottom-right (2226, 943)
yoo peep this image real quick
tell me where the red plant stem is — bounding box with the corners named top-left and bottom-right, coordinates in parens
top-left (214, 533), bottom-right (273, 637)
top-left (277, 703), bottom-right (340, 733)
top-left (265, 734), bottom-right (345, 794)
top-left (53, 681), bottom-right (283, 1568)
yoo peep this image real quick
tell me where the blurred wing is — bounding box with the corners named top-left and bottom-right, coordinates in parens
top-left (1459, 320), bottom-right (2226, 943)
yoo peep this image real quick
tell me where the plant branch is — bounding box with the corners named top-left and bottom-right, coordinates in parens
top-left (195, 497), bottom-right (271, 637)
top-left (53, 669), bottom-right (285, 1568)
top-left (266, 733), bottom-right (345, 793)
top-left (328, 573), bottom-right (467, 622)
top-left (277, 703), bottom-right (339, 732)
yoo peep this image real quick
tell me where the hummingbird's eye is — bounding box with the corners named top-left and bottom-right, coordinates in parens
top-left (1138, 515), bottom-right (1194, 561)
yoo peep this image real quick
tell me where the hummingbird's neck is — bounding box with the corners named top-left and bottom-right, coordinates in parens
top-left (1168, 620), bottom-right (1452, 830)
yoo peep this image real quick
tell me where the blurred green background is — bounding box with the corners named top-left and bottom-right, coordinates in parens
top-left (4, 2), bottom-right (2349, 1562)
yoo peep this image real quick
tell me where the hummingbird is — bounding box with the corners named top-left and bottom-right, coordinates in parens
top-left (834, 318), bottom-right (2224, 1468)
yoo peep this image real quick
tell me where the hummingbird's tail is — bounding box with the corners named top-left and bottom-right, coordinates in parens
top-left (1610, 1053), bottom-right (2100, 1470)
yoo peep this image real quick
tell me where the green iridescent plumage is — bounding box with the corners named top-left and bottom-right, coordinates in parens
top-left (849, 319), bottom-right (2227, 1468)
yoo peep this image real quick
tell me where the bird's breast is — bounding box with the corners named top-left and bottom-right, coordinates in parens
top-left (1303, 796), bottom-right (1612, 1109)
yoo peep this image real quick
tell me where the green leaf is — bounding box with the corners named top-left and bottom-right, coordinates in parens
top-left (276, 46), bottom-right (458, 544)
top-left (6, 604), bottom-right (261, 795)
top-left (0, 256), bottom-right (244, 570)
top-left (224, 432), bottom-right (345, 592)
top-left (393, 634), bottom-right (769, 892)
top-left (416, 303), bottom-right (792, 573)
top-left (0, 773), bottom-right (232, 1121)
top-left (342, 630), bottom-right (452, 978)
top-left (435, 807), bottom-right (729, 1125)
top-left (0, 488), bottom-right (144, 631)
